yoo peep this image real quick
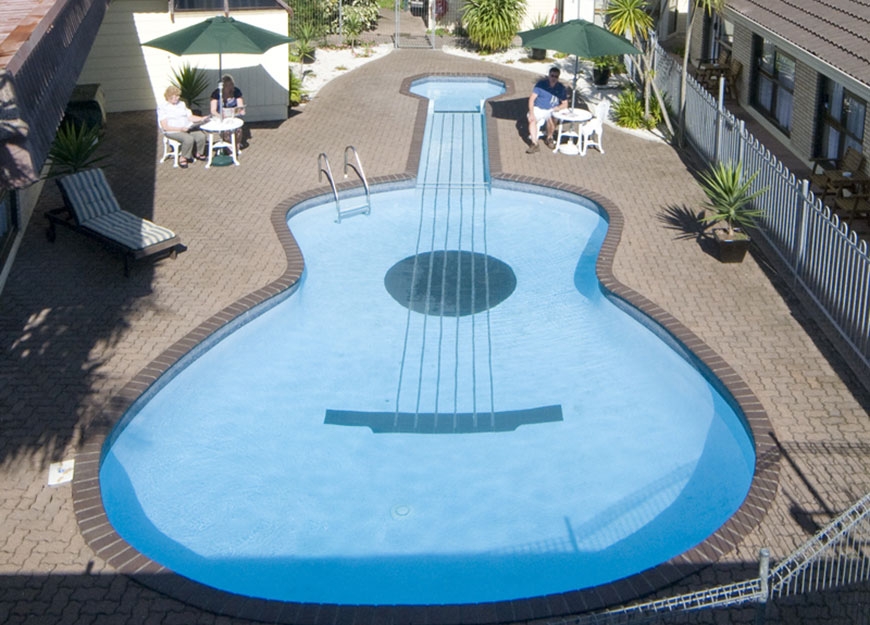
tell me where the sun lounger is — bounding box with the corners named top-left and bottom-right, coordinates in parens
top-left (46, 168), bottom-right (185, 275)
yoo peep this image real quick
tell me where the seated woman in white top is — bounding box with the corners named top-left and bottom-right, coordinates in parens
top-left (157, 85), bottom-right (208, 168)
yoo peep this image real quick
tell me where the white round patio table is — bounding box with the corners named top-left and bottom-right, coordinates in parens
top-left (200, 117), bottom-right (244, 168)
top-left (553, 108), bottom-right (593, 156)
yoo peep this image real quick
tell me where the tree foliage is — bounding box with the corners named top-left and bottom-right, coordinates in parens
top-left (679, 0), bottom-right (725, 144)
top-left (604, 0), bottom-right (673, 135)
top-left (289, 0), bottom-right (380, 38)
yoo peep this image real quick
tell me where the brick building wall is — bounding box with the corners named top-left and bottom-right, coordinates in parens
top-left (790, 61), bottom-right (819, 160)
top-left (730, 24), bottom-right (751, 107)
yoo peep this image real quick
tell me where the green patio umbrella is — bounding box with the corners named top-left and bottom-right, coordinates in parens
top-left (519, 19), bottom-right (641, 108)
top-left (143, 15), bottom-right (294, 104)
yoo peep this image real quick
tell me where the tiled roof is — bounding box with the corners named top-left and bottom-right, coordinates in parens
top-left (0, 0), bottom-right (109, 188)
top-left (0, 0), bottom-right (56, 71)
top-left (726, 0), bottom-right (870, 90)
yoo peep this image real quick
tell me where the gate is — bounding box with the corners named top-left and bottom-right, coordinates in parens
top-left (393, 0), bottom-right (435, 48)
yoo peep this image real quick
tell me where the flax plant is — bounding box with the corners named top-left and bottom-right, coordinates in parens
top-left (170, 63), bottom-right (210, 110)
top-left (46, 122), bottom-right (109, 178)
top-left (462, 0), bottom-right (525, 53)
top-left (699, 162), bottom-right (767, 236)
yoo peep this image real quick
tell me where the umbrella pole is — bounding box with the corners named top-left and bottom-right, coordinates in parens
top-left (218, 53), bottom-right (223, 119)
top-left (572, 55), bottom-right (579, 109)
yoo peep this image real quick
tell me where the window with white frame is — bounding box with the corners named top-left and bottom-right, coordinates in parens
top-left (816, 78), bottom-right (867, 161)
top-left (706, 14), bottom-right (733, 62)
top-left (751, 36), bottom-right (795, 133)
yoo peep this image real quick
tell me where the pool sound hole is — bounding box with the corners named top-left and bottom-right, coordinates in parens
top-left (385, 251), bottom-right (516, 316)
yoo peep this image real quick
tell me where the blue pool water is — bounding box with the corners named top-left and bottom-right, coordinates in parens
top-left (100, 79), bottom-right (755, 606)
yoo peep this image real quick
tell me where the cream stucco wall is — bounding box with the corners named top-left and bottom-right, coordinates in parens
top-left (78, 0), bottom-right (291, 121)
top-left (519, 0), bottom-right (602, 33)
top-left (555, 0), bottom-right (596, 25)
top-left (522, 0), bottom-right (560, 30)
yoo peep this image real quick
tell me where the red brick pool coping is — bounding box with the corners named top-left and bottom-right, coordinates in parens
top-left (72, 73), bottom-right (779, 624)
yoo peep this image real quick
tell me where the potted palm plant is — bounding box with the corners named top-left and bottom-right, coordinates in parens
top-left (45, 121), bottom-right (109, 178)
top-left (170, 63), bottom-right (210, 113)
top-left (292, 20), bottom-right (318, 63)
top-left (698, 162), bottom-right (767, 263)
top-left (591, 56), bottom-right (614, 85)
top-left (527, 14), bottom-right (549, 60)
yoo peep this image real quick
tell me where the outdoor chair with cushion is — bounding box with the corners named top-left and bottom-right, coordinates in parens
top-left (46, 168), bottom-right (185, 275)
top-left (809, 146), bottom-right (868, 202)
top-left (834, 190), bottom-right (870, 226)
top-left (697, 49), bottom-right (730, 90)
top-left (726, 60), bottom-right (742, 99)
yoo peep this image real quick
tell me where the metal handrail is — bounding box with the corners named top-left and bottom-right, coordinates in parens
top-left (546, 490), bottom-right (870, 625)
top-left (317, 152), bottom-right (340, 215)
top-left (344, 145), bottom-right (370, 205)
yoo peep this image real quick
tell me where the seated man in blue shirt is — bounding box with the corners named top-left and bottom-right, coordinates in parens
top-left (526, 67), bottom-right (568, 154)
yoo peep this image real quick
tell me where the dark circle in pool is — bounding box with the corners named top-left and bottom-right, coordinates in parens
top-left (385, 251), bottom-right (516, 316)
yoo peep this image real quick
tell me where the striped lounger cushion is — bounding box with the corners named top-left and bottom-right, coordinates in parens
top-left (58, 169), bottom-right (177, 250)
top-left (81, 211), bottom-right (177, 251)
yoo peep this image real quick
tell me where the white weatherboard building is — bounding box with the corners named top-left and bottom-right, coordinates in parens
top-left (77, 0), bottom-right (292, 121)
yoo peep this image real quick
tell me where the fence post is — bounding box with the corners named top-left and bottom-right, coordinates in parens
top-left (792, 178), bottom-right (811, 283)
top-left (714, 77), bottom-right (726, 164)
top-left (755, 548), bottom-right (770, 625)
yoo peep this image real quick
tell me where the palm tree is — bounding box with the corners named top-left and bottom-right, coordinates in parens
top-left (605, 0), bottom-right (673, 135)
top-left (679, 0), bottom-right (725, 145)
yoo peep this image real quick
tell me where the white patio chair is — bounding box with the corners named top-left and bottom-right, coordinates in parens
top-left (160, 133), bottom-right (182, 168)
top-left (579, 100), bottom-right (610, 156)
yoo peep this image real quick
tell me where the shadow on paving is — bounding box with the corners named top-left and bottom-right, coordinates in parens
top-left (0, 113), bottom-right (159, 468)
top-left (0, 564), bottom-right (866, 625)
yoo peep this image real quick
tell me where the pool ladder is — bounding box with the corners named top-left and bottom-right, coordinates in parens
top-left (318, 147), bottom-right (371, 223)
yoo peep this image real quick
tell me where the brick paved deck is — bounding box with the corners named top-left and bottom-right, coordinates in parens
top-left (1, 49), bottom-right (868, 624)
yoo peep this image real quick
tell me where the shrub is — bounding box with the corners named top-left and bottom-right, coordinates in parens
top-left (612, 87), bottom-right (666, 131)
top-left (343, 9), bottom-right (365, 47)
top-left (288, 69), bottom-right (307, 107)
top-left (290, 0), bottom-right (380, 36)
top-left (462, 0), bottom-right (525, 53)
top-left (611, 88), bottom-right (646, 129)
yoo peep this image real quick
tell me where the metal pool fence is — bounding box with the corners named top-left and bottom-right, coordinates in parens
top-left (649, 43), bottom-right (870, 389)
top-left (546, 491), bottom-right (870, 624)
